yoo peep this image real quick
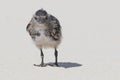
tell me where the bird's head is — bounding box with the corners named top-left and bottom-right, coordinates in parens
top-left (34, 9), bottom-right (48, 23)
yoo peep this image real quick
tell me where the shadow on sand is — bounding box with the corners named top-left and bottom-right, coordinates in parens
top-left (47, 62), bottom-right (82, 68)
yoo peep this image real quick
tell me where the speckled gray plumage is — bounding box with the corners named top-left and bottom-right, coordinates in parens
top-left (26, 9), bottom-right (62, 66)
top-left (26, 9), bottom-right (62, 48)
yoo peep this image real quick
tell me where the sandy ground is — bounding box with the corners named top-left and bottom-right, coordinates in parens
top-left (0, 0), bottom-right (120, 80)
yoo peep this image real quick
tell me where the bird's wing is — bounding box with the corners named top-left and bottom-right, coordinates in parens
top-left (26, 18), bottom-right (40, 37)
top-left (26, 18), bottom-right (33, 32)
top-left (26, 23), bottom-right (31, 32)
top-left (47, 15), bottom-right (62, 40)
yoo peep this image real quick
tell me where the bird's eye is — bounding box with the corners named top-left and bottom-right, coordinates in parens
top-left (34, 17), bottom-right (37, 20)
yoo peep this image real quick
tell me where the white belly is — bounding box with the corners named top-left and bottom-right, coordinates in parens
top-left (33, 30), bottom-right (60, 48)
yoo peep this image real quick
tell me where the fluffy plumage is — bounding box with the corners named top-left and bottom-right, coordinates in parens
top-left (26, 9), bottom-right (62, 48)
top-left (26, 9), bottom-right (62, 67)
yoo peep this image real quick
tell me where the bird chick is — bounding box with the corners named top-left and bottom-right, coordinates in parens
top-left (26, 9), bottom-right (62, 67)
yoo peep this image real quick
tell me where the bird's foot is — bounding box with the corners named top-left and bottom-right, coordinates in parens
top-left (55, 63), bottom-right (59, 67)
top-left (34, 63), bottom-right (47, 67)
top-left (48, 63), bottom-right (59, 67)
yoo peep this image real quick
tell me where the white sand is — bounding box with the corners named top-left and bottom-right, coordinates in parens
top-left (0, 0), bottom-right (120, 80)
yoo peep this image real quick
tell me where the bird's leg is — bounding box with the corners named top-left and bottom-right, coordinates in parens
top-left (40, 48), bottom-right (44, 66)
top-left (34, 48), bottom-right (46, 67)
top-left (54, 48), bottom-right (59, 66)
